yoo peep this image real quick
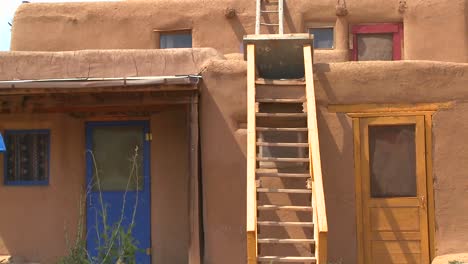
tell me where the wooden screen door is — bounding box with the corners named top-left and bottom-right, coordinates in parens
top-left (359, 116), bottom-right (429, 264)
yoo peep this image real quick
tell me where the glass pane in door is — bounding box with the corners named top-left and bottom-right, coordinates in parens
top-left (369, 124), bottom-right (416, 197)
top-left (90, 126), bottom-right (144, 191)
top-left (357, 33), bottom-right (394, 61)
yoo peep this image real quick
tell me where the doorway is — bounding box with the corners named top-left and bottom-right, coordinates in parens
top-left (85, 121), bottom-right (151, 263)
top-left (356, 116), bottom-right (430, 264)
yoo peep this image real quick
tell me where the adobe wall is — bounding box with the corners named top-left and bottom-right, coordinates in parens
top-left (200, 58), bottom-right (468, 263)
top-left (0, 108), bottom-right (191, 263)
top-left (10, 0), bottom-right (468, 62)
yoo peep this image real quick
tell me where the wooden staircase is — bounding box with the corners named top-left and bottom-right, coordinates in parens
top-left (246, 39), bottom-right (328, 263)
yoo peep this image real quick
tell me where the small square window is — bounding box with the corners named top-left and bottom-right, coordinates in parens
top-left (4, 130), bottom-right (50, 185)
top-left (352, 23), bottom-right (403, 61)
top-left (308, 27), bottom-right (334, 49)
top-left (159, 30), bottom-right (192, 49)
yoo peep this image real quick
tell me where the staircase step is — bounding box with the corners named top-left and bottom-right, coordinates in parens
top-left (256, 98), bottom-right (305, 103)
top-left (257, 127), bottom-right (308, 132)
top-left (258, 205), bottom-right (313, 211)
top-left (257, 157), bottom-right (309, 163)
top-left (258, 238), bottom-right (315, 244)
top-left (257, 188), bottom-right (312, 194)
top-left (255, 78), bottom-right (305, 86)
top-left (258, 256), bottom-right (316, 263)
top-left (257, 221), bottom-right (314, 227)
top-left (256, 113), bottom-right (307, 118)
top-left (256, 169), bottom-right (310, 178)
top-left (256, 142), bottom-right (308, 147)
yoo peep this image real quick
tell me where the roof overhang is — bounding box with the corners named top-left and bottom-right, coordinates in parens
top-left (0, 75), bottom-right (200, 95)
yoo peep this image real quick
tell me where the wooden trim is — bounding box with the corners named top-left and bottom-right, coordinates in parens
top-left (328, 102), bottom-right (454, 114)
top-left (351, 23), bottom-right (403, 61)
top-left (188, 95), bottom-right (201, 264)
top-left (353, 117), bottom-right (364, 264)
top-left (425, 114), bottom-right (436, 261)
top-left (246, 43), bottom-right (257, 264)
top-left (304, 44), bottom-right (328, 264)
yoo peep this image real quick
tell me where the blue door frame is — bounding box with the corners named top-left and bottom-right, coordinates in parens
top-left (85, 121), bottom-right (151, 263)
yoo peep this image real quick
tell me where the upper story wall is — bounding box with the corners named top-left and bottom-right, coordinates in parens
top-left (10, 0), bottom-right (468, 63)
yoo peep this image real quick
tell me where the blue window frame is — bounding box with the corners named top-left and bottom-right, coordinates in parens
top-left (308, 27), bottom-right (335, 49)
top-left (4, 130), bottom-right (50, 186)
top-left (159, 30), bottom-right (192, 49)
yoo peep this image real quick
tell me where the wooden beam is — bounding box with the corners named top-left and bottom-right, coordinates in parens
top-left (328, 102), bottom-right (454, 114)
top-left (304, 44), bottom-right (328, 264)
top-left (425, 114), bottom-right (436, 261)
top-left (188, 95), bottom-right (201, 264)
top-left (246, 43), bottom-right (258, 264)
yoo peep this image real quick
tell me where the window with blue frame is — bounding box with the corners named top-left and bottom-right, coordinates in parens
top-left (308, 27), bottom-right (335, 49)
top-left (4, 130), bottom-right (50, 185)
top-left (159, 30), bottom-right (192, 49)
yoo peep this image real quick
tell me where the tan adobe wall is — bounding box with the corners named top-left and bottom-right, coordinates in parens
top-left (200, 58), bottom-right (468, 263)
top-left (10, 0), bottom-right (468, 62)
top-left (0, 109), bottom-right (191, 264)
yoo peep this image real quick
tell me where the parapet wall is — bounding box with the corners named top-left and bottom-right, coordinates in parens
top-left (10, 0), bottom-right (468, 63)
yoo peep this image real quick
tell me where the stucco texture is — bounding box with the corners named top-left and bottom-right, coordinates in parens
top-left (10, 0), bottom-right (468, 62)
top-left (200, 58), bottom-right (468, 264)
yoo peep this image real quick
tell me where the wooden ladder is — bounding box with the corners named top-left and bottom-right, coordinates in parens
top-left (255, 0), bottom-right (284, 34)
top-left (246, 43), bottom-right (328, 263)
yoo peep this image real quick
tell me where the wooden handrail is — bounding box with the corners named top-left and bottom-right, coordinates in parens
top-left (303, 44), bottom-right (328, 263)
top-left (246, 43), bottom-right (258, 264)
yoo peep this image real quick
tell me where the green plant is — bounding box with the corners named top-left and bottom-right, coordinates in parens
top-left (58, 147), bottom-right (141, 264)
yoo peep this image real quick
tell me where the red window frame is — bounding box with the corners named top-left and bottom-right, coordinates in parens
top-left (351, 23), bottom-right (403, 61)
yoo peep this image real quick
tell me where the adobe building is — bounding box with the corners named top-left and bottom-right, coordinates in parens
top-left (0, 0), bottom-right (467, 263)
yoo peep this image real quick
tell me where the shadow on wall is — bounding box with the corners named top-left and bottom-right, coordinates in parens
top-left (199, 81), bottom-right (247, 264)
top-left (315, 70), bottom-right (358, 263)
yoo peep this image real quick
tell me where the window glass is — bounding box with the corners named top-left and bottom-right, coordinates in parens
top-left (357, 33), bottom-right (393, 61)
top-left (5, 130), bottom-right (49, 185)
top-left (160, 31), bottom-right (192, 49)
top-left (369, 125), bottom-right (417, 198)
top-left (309, 28), bottom-right (334, 49)
top-left (91, 126), bottom-right (143, 191)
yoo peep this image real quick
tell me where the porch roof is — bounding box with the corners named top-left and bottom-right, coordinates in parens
top-left (0, 75), bottom-right (200, 95)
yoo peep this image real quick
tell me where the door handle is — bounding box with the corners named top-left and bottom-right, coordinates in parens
top-left (420, 195), bottom-right (426, 210)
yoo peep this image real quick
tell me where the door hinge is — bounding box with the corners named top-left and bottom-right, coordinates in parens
top-left (145, 133), bottom-right (153, 141)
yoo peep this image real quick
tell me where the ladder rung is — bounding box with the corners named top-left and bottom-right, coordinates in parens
top-left (255, 78), bottom-right (305, 85)
top-left (257, 157), bottom-right (309, 162)
top-left (258, 238), bottom-right (315, 244)
top-left (257, 142), bottom-right (308, 147)
top-left (257, 221), bottom-right (314, 227)
top-left (256, 113), bottom-right (307, 118)
top-left (256, 98), bottom-right (305, 103)
top-left (257, 188), bottom-right (312, 194)
top-left (260, 10), bottom-right (279, 13)
top-left (258, 256), bottom-right (316, 263)
top-left (258, 205), bottom-right (313, 211)
top-left (260, 22), bottom-right (279, 26)
top-left (256, 170), bottom-right (310, 178)
top-left (256, 127), bottom-right (308, 132)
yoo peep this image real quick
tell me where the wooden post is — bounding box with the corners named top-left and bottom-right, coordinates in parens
top-left (188, 94), bottom-right (201, 264)
top-left (246, 43), bottom-right (258, 264)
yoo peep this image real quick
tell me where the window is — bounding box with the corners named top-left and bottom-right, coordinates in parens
top-left (158, 30), bottom-right (192, 49)
top-left (4, 130), bottom-right (50, 185)
top-left (308, 27), bottom-right (334, 49)
top-left (352, 23), bottom-right (403, 61)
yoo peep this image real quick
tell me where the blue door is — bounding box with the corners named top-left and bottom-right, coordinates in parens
top-left (86, 121), bottom-right (151, 263)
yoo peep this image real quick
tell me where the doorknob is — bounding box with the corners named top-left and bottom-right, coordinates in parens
top-left (420, 195), bottom-right (426, 210)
